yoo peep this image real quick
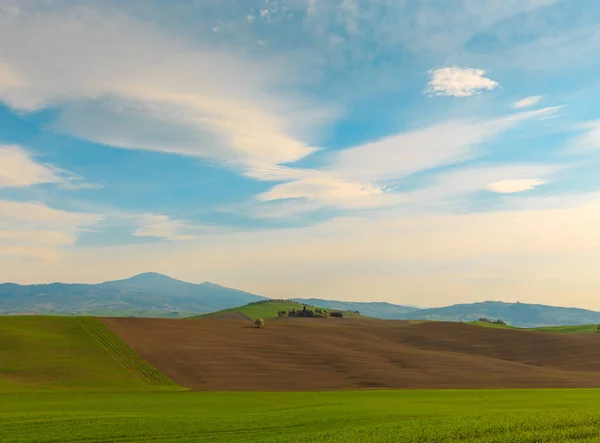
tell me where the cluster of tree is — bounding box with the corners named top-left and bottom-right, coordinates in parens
top-left (478, 317), bottom-right (506, 325)
top-left (277, 305), bottom-right (344, 318)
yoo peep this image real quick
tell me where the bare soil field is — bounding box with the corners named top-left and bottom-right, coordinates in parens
top-left (102, 317), bottom-right (600, 391)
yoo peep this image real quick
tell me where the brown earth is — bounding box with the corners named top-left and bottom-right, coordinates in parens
top-left (102, 317), bottom-right (600, 391)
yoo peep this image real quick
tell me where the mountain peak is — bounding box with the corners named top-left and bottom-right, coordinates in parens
top-left (123, 272), bottom-right (182, 283)
top-left (100, 272), bottom-right (192, 291)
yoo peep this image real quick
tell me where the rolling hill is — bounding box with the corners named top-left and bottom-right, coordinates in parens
top-left (194, 300), bottom-right (358, 320)
top-left (0, 316), bottom-right (178, 391)
top-left (0, 273), bottom-right (265, 317)
top-left (292, 298), bottom-right (420, 318)
top-left (395, 301), bottom-right (600, 328)
top-left (105, 316), bottom-right (600, 391)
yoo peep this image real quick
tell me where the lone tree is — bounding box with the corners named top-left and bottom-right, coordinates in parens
top-left (255, 318), bottom-right (265, 328)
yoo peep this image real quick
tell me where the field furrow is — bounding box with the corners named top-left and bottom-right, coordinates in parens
top-left (77, 317), bottom-right (178, 389)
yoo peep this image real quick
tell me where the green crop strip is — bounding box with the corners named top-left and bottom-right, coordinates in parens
top-left (77, 317), bottom-right (179, 389)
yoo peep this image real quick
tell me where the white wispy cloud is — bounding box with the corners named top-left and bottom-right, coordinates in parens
top-left (0, 144), bottom-right (101, 190)
top-left (258, 176), bottom-right (384, 205)
top-left (132, 214), bottom-right (196, 241)
top-left (566, 120), bottom-right (600, 152)
top-left (0, 3), bottom-right (332, 177)
top-left (411, 165), bottom-right (558, 201)
top-left (253, 107), bottom-right (562, 214)
top-left (486, 179), bottom-right (546, 193)
top-left (0, 200), bottom-right (102, 261)
top-left (426, 67), bottom-right (499, 97)
top-left (0, 143), bottom-right (103, 260)
top-left (332, 118), bottom-right (500, 181)
top-left (512, 96), bottom-right (543, 109)
top-left (0, 145), bottom-right (61, 187)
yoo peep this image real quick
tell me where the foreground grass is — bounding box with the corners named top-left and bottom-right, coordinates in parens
top-left (0, 316), bottom-right (178, 391)
top-left (2, 389), bottom-right (600, 442)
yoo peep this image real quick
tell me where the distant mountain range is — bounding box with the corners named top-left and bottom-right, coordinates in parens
top-left (294, 298), bottom-right (600, 327)
top-left (0, 273), bottom-right (265, 317)
top-left (292, 298), bottom-right (421, 317)
top-left (396, 301), bottom-right (600, 328)
top-left (2, 273), bottom-right (600, 327)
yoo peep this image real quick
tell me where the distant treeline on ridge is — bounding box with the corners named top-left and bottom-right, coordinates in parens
top-left (245, 298), bottom-right (359, 318)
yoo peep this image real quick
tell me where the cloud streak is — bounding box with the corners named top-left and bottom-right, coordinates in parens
top-left (132, 214), bottom-right (196, 241)
top-left (253, 106), bottom-right (563, 214)
top-left (0, 200), bottom-right (102, 262)
top-left (566, 120), bottom-right (600, 153)
top-left (486, 179), bottom-right (546, 193)
top-left (512, 96), bottom-right (543, 109)
top-left (0, 145), bottom-right (61, 188)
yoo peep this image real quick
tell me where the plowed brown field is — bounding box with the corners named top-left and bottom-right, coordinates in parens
top-left (102, 317), bottom-right (600, 391)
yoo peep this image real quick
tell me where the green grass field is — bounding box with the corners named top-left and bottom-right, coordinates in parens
top-left (0, 316), bottom-right (178, 391)
top-left (469, 321), bottom-right (599, 333)
top-left (529, 324), bottom-right (599, 333)
top-left (2, 389), bottom-right (600, 442)
top-left (196, 300), bottom-right (359, 320)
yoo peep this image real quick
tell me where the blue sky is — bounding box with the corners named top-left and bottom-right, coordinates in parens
top-left (2, 0), bottom-right (600, 308)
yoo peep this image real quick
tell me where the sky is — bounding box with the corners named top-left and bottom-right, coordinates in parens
top-left (2, 0), bottom-right (600, 309)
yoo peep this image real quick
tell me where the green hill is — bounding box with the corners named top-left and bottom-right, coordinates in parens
top-left (0, 316), bottom-right (180, 391)
top-left (293, 298), bottom-right (420, 318)
top-left (195, 300), bottom-right (359, 320)
top-left (469, 321), bottom-right (599, 334)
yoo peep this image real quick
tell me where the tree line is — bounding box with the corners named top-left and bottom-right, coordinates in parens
top-left (277, 305), bottom-right (347, 318)
top-left (478, 317), bottom-right (506, 325)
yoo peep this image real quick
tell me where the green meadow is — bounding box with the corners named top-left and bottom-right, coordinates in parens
top-left (2, 389), bottom-right (600, 442)
top-left (3, 316), bottom-right (600, 442)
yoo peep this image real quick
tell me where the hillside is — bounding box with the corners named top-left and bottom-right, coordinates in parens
top-left (199, 299), bottom-right (600, 327)
top-left (470, 321), bottom-right (599, 334)
top-left (394, 301), bottom-right (600, 328)
top-left (4, 273), bottom-right (600, 327)
top-left (293, 298), bottom-right (420, 318)
top-left (195, 300), bottom-right (357, 320)
top-left (0, 273), bottom-right (265, 317)
top-left (0, 316), bottom-right (178, 391)
top-left (104, 317), bottom-right (600, 391)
